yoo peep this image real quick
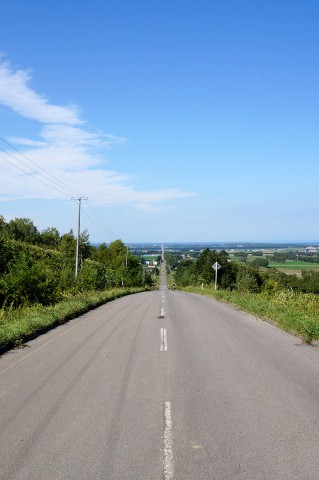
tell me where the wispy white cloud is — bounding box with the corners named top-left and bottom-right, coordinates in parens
top-left (8, 137), bottom-right (49, 147)
top-left (0, 59), bottom-right (81, 124)
top-left (0, 58), bottom-right (195, 210)
top-left (40, 125), bottom-right (126, 148)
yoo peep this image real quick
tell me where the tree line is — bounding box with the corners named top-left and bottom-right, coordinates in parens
top-left (172, 248), bottom-right (319, 294)
top-left (0, 216), bottom-right (154, 309)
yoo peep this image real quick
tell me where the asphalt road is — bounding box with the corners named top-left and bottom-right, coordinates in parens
top-left (1, 265), bottom-right (319, 479)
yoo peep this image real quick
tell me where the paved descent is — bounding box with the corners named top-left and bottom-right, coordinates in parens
top-left (1, 264), bottom-right (319, 479)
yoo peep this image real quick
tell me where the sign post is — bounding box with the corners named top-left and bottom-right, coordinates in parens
top-left (212, 262), bottom-right (221, 290)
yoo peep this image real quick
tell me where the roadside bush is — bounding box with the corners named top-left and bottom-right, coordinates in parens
top-left (236, 264), bottom-right (261, 293)
top-left (236, 272), bottom-right (260, 293)
top-left (0, 251), bottom-right (60, 307)
top-left (76, 261), bottom-right (115, 291)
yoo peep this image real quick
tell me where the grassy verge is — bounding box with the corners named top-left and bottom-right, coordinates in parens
top-left (0, 287), bottom-right (149, 354)
top-left (165, 268), bottom-right (173, 289)
top-left (181, 286), bottom-right (319, 344)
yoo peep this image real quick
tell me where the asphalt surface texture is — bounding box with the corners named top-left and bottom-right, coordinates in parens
top-left (1, 263), bottom-right (319, 479)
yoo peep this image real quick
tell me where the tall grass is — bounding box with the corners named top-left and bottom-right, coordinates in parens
top-left (0, 287), bottom-right (148, 353)
top-left (182, 286), bottom-right (319, 344)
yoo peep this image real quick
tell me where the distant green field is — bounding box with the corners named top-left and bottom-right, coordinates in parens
top-left (269, 260), bottom-right (319, 271)
top-left (142, 254), bottom-right (159, 262)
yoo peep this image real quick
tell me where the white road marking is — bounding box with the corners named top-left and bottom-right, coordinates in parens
top-left (160, 328), bottom-right (168, 352)
top-left (164, 401), bottom-right (174, 480)
top-left (160, 307), bottom-right (166, 318)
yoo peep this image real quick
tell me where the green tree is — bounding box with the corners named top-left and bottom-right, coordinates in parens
top-left (272, 252), bottom-right (288, 263)
top-left (235, 264), bottom-right (262, 293)
top-left (300, 271), bottom-right (319, 294)
top-left (174, 259), bottom-right (197, 287)
top-left (5, 218), bottom-right (40, 244)
top-left (40, 227), bottom-right (60, 249)
top-left (92, 242), bottom-right (109, 264)
top-left (250, 257), bottom-right (269, 268)
top-left (59, 230), bottom-right (76, 262)
top-left (195, 249), bottom-right (216, 284)
top-left (79, 229), bottom-right (93, 261)
top-left (103, 240), bottom-right (143, 287)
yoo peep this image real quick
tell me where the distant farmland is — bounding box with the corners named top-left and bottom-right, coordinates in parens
top-left (268, 260), bottom-right (319, 276)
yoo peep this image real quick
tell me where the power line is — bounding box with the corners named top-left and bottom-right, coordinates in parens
top-left (0, 151), bottom-right (70, 197)
top-left (0, 136), bottom-right (123, 243)
top-left (81, 208), bottom-right (116, 242)
top-left (86, 200), bottom-right (118, 239)
top-left (0, 136), bottom-right (82, 198)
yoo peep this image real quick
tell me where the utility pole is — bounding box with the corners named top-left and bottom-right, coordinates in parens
top-left (125, 245), bottom-right (129, 268)
top-left (73, 197), bottom-right (88, 279)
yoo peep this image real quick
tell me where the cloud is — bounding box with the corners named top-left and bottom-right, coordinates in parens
top-left (7, 124), bottom-right (127, 171)
top-left (7, 137), bottom-right (49, 147)
top-left (40, 125), bottom-right (126, 148)
top-left (0, 60), bottom-right (81, 124)
top-left (0, 57), bottom-right (195, 210)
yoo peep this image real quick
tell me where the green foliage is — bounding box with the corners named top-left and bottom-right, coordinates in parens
top-left (0, 248), bottom-right (61, 307)
top-left (144, 271), bottom-right (155, 287)
top-left (173, 246), bottom-right (319, 296)
top-left (250, 257), bottom-right (269, 268)
top-left (300, 271), bottom-right (319, 294)
top-left (0, 237), bottom-right (17, 274)
top-left (92, 242), bottom-right (109, 264)
top-left (236, 272), bottom-right (260, 293)
top-left (91, 239), bottom-right (143, 288)
top-left (297, 255), bottom-right (319, 264)
top-left (40, 227), bottom-right (60, 249)
top-left (174, 259), bottom-right (197, 287)
top-left (272, 252), bottom-right (288, 263)
top-left (235, 263), bottom-right (260, 292)
top-left (59, 230), bottom-right (76, 262)
top-left (0, 216), bottom-right (144, 310)
top-left (3, 217), bottom-right (40, 243)
top-left (165, 251), bottom-right (183, 269)
top-left (234, 251), bottom-right (248, 259)
top-left (174, 249), bottom-right (237, 289)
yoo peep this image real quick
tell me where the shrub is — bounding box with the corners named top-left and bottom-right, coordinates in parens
top-left (236, 272), bottom-right (260, 293)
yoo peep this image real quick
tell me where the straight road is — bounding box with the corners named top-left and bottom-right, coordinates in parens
top-left (1, 264), bottom-right (319, 479)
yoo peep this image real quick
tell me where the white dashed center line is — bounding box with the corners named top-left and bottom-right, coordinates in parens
top-left (163, 401), bottom-right (174, 480)
top-left (160, 328), bottom-right (167, 352)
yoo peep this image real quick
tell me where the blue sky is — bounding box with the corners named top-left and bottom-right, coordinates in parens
top-left (0, 1), bottom-right (319, 243)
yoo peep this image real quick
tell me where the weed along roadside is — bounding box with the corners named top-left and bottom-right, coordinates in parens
top-left (0, 287), bottom-right (149, 355)
top-left (181, 286), bottom-right (319, 345)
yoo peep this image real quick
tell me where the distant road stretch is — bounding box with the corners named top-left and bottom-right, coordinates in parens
top-left (1, 263), bottom-right (319, 479)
